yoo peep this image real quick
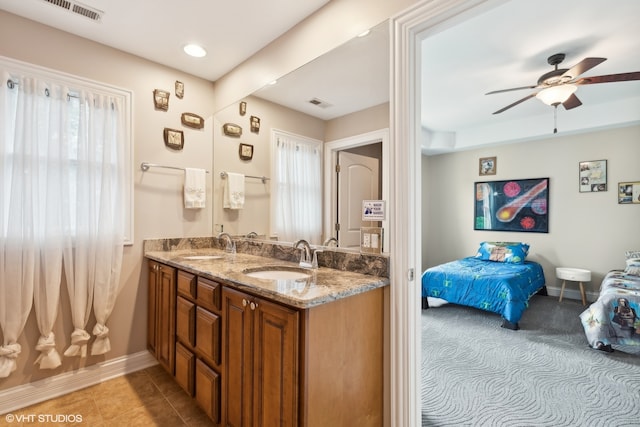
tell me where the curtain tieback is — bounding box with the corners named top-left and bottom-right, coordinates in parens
top-left (91, 323), bottom-right (111, 355)
top-left (63, 328), bottom-right (91, 358)
top-left (0, 343), bottom-right (22, 378)
top-left (34, 332), bottom-right (62, 370)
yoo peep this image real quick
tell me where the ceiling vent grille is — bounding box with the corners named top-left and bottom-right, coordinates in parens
top-left (41, 0), bottom-right (103, 22)
top-left (308, 98), bottom-right (333, 109)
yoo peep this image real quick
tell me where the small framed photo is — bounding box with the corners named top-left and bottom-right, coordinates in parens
top-left (579, 160), bottom-right (607, 192)
top-left (175, 81), bottom-right (184, 99)
top-left (250, 115), bottom-right (260, 133)
top-left (163, 127), bottom-right (184, 150)
top-left (239, 143), bottom-right (253, 161)
top-left (239, 101), bottom-right (247, 116)
top-left (153, 89), bottom-right (170, 111)
top-left (618, 181), bottom-right (640, 204)
top-left (181, 112), bottom-right (204, 129)
top-left (479, 156), bottom-right (496, 176)
top-left (223, 123), bottom-right (242, 137)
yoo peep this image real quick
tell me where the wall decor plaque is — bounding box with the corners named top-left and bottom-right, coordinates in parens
top-left (153, 89), bottom-right (170, 111)
top-left (181, 112), bottom-right (204, 129)
top-left (175, 81), bottom-right (184, 99)
top-left (223, 123), bottom-right (242, 137)
top-left (163, 127), bottom-right (184, 150)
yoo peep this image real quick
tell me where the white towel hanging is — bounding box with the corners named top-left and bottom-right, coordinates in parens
top-left (184, 168), bottom-right (206, 209)
top-left (223, 172), bottom-right (245, 209)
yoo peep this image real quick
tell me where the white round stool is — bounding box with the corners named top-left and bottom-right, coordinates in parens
top-left (556, 267), bottom-right (591, 306)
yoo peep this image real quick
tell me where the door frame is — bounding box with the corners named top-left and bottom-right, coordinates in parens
top-left (323, 128), bottom-right (389, 251)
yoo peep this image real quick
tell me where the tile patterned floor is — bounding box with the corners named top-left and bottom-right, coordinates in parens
top-left (0, 365), bottom-right (212, 426)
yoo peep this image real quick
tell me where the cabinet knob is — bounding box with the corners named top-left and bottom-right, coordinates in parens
top-left (242, 299), bottom-right (247, 307)
top-left (250, 302), bottom-right (257, 310)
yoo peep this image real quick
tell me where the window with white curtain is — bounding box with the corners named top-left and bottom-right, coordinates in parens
top-left (0, 56), bottom-right (132, 377)
top-left (271, 129), bottom-right (322, 243)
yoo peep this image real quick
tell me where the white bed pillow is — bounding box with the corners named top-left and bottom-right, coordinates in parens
top-left (624, 258), bottom-right (640, 277)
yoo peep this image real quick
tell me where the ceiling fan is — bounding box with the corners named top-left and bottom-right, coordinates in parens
top-left (486, 53), bottom-right (640, 115)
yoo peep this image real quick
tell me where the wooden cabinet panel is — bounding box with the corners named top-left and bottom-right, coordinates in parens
top-left (196, 307), bottom-right (221, 365)
top-left (148, 260), bottom-right (176, 374)
top-left (177, 270), bottom-right (196, 299)
top-left (176, 296), bottom-right (196, 346)
top-left (175, 342), bottom-right (195, 396)
top-left (195, 358), bottom-right (220, 424)
top-left (222, 286), bottom-right (299, 426)
top-left (197, 277), bottom-right (221, 313)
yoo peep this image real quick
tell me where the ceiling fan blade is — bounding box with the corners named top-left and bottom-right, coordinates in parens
top-left (492, 93), bottom-right (537, 114)
top-left (562, 93), bottom-right (582, 110)
top-left (575, 71), bottom-right (640, 85)
top-left (562, 57), bottom-right (606, 79)
top-left (486, 85), bottom-right (537, 95)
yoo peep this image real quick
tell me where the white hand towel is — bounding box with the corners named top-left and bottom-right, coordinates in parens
top-left (184, 168), bottom-right (206, 209)
top-left (223, 172), bottom-right (245, 209)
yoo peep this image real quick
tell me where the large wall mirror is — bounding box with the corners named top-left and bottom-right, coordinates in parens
top-left (212, 20), bottom-right (390, 251)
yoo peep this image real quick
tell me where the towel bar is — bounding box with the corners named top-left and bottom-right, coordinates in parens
top-left (140, 162), bottom-right (209, 173)
top-left (220, 171), bottom-right (269, 184)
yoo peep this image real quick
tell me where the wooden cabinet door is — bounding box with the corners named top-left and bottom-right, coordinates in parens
top-left (222, 287), bottom-right (253, 427)
top-left (175, 342), bottom-right (195, 396)
top-left (147, 261), bottom-right (160, 354)
top-left (195, 358), bottom-right (221, 424)
top-left (196, 307), bottom-right (221, 365)
top-left (176, 296), bottom-right (196, 347)
top-left (252, 298), bottom-right (299, 427)
top-left (223, 287), bottom-right (299, 427)
top-left (156, 263), bottom-right (176, 374)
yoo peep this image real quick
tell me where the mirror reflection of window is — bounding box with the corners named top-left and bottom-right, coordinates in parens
top-left (271, 131), bottom-right (322, 243)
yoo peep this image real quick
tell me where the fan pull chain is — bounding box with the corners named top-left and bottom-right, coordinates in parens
top-left (553, 105), bottom-right (558, 134)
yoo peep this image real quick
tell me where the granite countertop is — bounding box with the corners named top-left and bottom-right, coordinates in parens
top-left (145, 247), bottom-right (389, 309)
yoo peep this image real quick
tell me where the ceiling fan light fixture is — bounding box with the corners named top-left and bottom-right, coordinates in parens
top-left (536, 84), bottom-right (577, 106)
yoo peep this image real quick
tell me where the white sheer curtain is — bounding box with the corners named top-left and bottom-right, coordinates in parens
top-left (0, 64), bottom-right (126, 376)
top-left (63, 91), bottom-right (125, 358)
top-left (271, 132), bottom-right (322, 243)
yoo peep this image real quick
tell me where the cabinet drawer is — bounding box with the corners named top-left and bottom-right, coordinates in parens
top-left (175, 342), bottom-right (195, 396)
top-left (197, 277), bottom-right (221, 313)
top-left (196, 307), bottom-right (221, 365)
top-left (176, 296), bottom-right (196, 346)
top-left (177, 270), bottom-right (197, 299)
top-left (195, 359), bottom-right (220, 424)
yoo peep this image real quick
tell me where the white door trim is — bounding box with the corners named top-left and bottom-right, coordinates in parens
top-left (323, 128), bottom-right (389, 251)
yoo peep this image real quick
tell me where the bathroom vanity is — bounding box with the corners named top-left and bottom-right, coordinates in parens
top-left (145, 238), bottom-right (389, 426)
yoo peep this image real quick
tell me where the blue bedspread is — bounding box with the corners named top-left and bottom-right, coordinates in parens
top-left (580, 270), bottom-right (640, 350)
top-left (421, 257), bottom-right (546, 325)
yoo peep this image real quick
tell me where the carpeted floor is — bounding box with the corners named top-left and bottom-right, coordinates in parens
top-left (421, 295), bottom-right (640, 427)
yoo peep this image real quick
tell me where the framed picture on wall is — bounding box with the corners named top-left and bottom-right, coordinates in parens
top-left (479, 156), bottom-right (497, 176)
top-left (579, 159), bottom-right (607, 192)
top-left (618, 181), bottom-right (640, 204)
top-left (474, 177), bottom-right (549, 233)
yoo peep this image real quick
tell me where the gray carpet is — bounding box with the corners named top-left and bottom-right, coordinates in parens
top-left (421, 295), bottom-right (640, 427)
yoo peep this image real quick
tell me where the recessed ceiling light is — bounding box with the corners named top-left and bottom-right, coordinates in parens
top-left (183, 44), bottom-right (207, 58)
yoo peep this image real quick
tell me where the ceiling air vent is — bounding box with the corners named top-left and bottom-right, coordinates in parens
top-left (41, 0), bottom-right (103, 22)
top-left (308, 98), bottom-right (333, 109)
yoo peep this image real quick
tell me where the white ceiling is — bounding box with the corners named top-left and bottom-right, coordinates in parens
top-left (1, 0), bottom-right (639, 154)
top-left (0, 0), bottom-right (329, 81)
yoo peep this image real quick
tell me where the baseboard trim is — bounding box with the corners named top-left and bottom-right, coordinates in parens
top-left (0, 350), bottom-right (158, 415)
top-left (545, 285), bottom-right (597, 304)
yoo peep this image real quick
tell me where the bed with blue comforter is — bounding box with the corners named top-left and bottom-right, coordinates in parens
top-left (421, 256), bottom-right (546, 330)
top-left (579, 270), bottom-right (640, 353)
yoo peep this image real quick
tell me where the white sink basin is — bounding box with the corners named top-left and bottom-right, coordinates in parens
top-left (182, 255), bottom-right (224, 260)
top-left (243, 267), bottom-right (311, 280)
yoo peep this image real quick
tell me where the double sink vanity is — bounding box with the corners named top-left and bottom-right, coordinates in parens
top-left (144, 236), bottom-right (389, 426)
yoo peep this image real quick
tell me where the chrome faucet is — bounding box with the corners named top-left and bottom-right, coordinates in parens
top-left (218, 232), bottom-right (236, 253)
top-left (246, 231), bottom-right (258, 238)
top-left (323, 237), bottom-right (338, 247)
top-left (293, 239), bottom-right (312, 268)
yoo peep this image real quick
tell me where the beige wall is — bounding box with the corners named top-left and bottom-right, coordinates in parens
top-left (421, 124), bottom-right (640, 296)
top-left (0, 10), bottom-right (216, 390)
top-left (326, 102), bottom-right (390, 141)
